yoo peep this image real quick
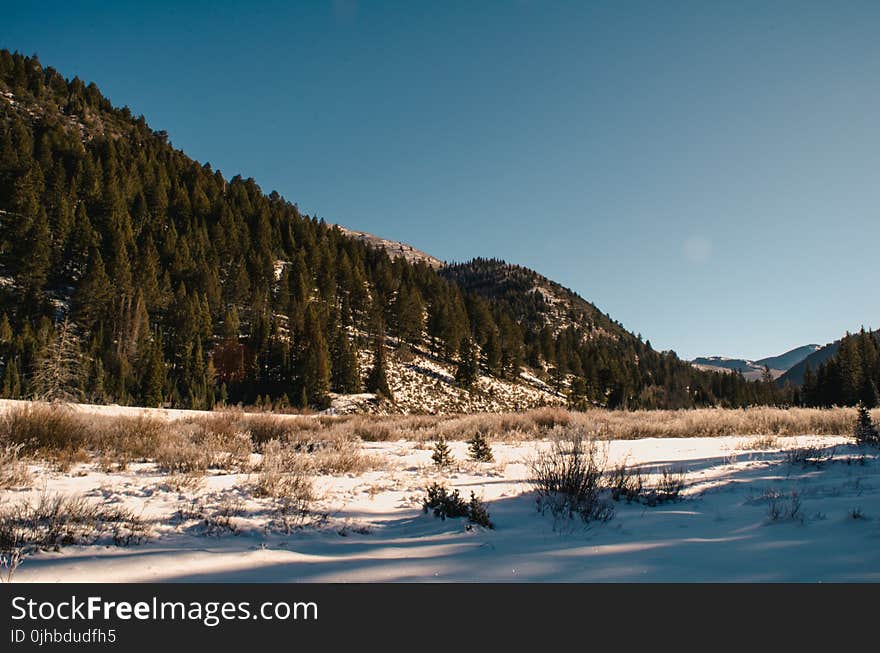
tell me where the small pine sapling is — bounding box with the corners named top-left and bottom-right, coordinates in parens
top-left (432, 436), bottom-right (454, 467)
top-left (854, 402), bottom-right (879, 446)
top-left (467, 431), bottom-right (494, 462)
top-left (467, 492), bottom-right (493, 529)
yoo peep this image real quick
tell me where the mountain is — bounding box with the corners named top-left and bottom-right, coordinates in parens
top-left (756, 345), bottom-right (821, 373)
top-left (691, 345), bottom-right (820, 381)
top-left (0, 50), bottom-right (780, 413)
top-left (440, 258), bottom-right (625, 340)
top-left (777, 341), bottom-right (841, 387)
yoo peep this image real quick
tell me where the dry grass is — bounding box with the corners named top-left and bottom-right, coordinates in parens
top-left (0, 492), bottom-right (149, 553)
top-left (739, 434), bottom-right (780, 450)
top-left (253, 440), bottom-right (314, 502)
top-left (0, 402), bottom-right (867, 483)
top-left (226, 406), bottom-right (862, 443)
top-left (0, 443), bottom-right (31, 489)
top-left (159, 472), bottom-right (205, 493)
top-left (0, 403), bottom-right (91, 456)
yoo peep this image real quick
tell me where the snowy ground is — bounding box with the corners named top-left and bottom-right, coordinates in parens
top-left (4, 434), bottom-right (880, 582)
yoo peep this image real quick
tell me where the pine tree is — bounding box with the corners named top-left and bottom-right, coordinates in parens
top-left (302, 307), bottom-right (331, 408)
top-left (467, 431), bottom-right (494, 462)
top-left (331, 328), bottom-right (360, 394)
top-left (1, 358), bottom-right (21, 398)
top-left (859, 376), bottom-right (879, 409)
top-left (432, 436), bottom-right (454, 467)
top-left (365, 330), bottom-right (392, 400)
top-left (484, 328), bottom-right (502, 377)
top-left (142, 333), bottom-right (166, 407)
top-left (0, 313), bottom-right (12, 344)
top-left (854, 402), bottom-right (879, 445)
top-left (455, 337), bottom-right (479, 388)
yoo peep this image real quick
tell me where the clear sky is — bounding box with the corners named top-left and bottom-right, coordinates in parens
top-left (4, 1), bottom-right (878, 360)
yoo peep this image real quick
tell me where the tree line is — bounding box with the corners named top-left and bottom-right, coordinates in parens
top-left (799, 329), bottom-right (880, 408)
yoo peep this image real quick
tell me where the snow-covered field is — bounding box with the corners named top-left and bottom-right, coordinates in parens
top-left (4, 434), bottom-right (880, 582)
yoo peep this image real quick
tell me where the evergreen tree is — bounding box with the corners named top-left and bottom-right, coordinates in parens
top-left (142, 334), bottom-right (167, 408)
top-left (302, 306), bottom-right (331, 408)
top-left (854, 402), bottom-right (879, 445)
top-left (484, 328), bottom-right (502, 377)
top-left (331, 328), bottom-right (360, 394)
top-left (455, 337), bottom-right (480, 388)
top-left (365, 330), bottom-right (392, 400)
top-left (432, 436), bottom-right (454, 467)
top-left (467, 431), bottom-right (494, 462)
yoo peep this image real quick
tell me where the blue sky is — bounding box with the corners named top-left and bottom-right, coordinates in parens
top-left (4, 1), bottom-right (878, 360)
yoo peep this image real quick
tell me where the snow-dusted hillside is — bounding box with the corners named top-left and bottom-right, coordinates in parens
top-left (331, 344), bottom-right (565, 415)
top-left (334, 225), bottom-right (445, 269)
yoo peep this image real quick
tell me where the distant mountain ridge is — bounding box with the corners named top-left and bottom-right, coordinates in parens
top-left (691, 345), bottom-right (820, 381)
top-left (756, 345), bottom-right (822, 371)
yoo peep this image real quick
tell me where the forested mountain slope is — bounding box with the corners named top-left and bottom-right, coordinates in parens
top-left (0, 50), bottom-right (775, 412)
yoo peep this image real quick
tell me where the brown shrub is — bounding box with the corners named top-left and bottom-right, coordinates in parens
top-left (0, 403), bottom-right (91, 455)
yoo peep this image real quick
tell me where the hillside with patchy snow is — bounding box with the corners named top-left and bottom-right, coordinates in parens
top-left (331, 343), bottom-right (565, 415)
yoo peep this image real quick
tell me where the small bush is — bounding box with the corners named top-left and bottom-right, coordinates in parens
top-left (160, 472), bottom-right (205, 493)
top-left (764, 489), bottom-right (802, 523)
top-left (96, 416), bottom-right (172, 464)
top-left (422, 483), bottom-right (492, 528)
top-left (643, 467), bottom-right (687, 506)
top-left (154, 438), bottom-right (209, 474)
top-left (247, 415), bottom-right (293, 449)
top-left (468, 432), bottom-right (494, 462)
top-left (253, 440), bottom-right (314, 515)
top-left (467, 492), bottom-right (493, 529)
top-left (311, 445), bottom-right (380, 475)
top-left (200, 499), bottom-right (245, 537)
top-left (741, 434), bottom-right (779, 451)
top-left (849, 507), bottom-right (866, 520)
top-left (784, 445), bottom-right (835, 468)
top-left (528, 427), bottom-right (613, 524)
top-left (608, 461), bottom-right (644, 503)
top-left (0, 547), bottom-right (23, 583)
top-left (423, 483), bottom-right (468, 520)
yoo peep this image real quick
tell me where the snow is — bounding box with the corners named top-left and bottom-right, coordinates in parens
top-left (5, 434), bottom-right (880, 582)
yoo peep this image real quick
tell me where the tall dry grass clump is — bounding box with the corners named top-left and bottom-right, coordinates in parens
top-left (528, 425), bottom-right (613, 523)
top-left (0, 403), bottom-right (91, 456)
top-left (0, 492), bottom-right (149, 553)
top-left (253, 439), bottom-right (314, 512)
top-left (0, 443), bottom-right (31, 489)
